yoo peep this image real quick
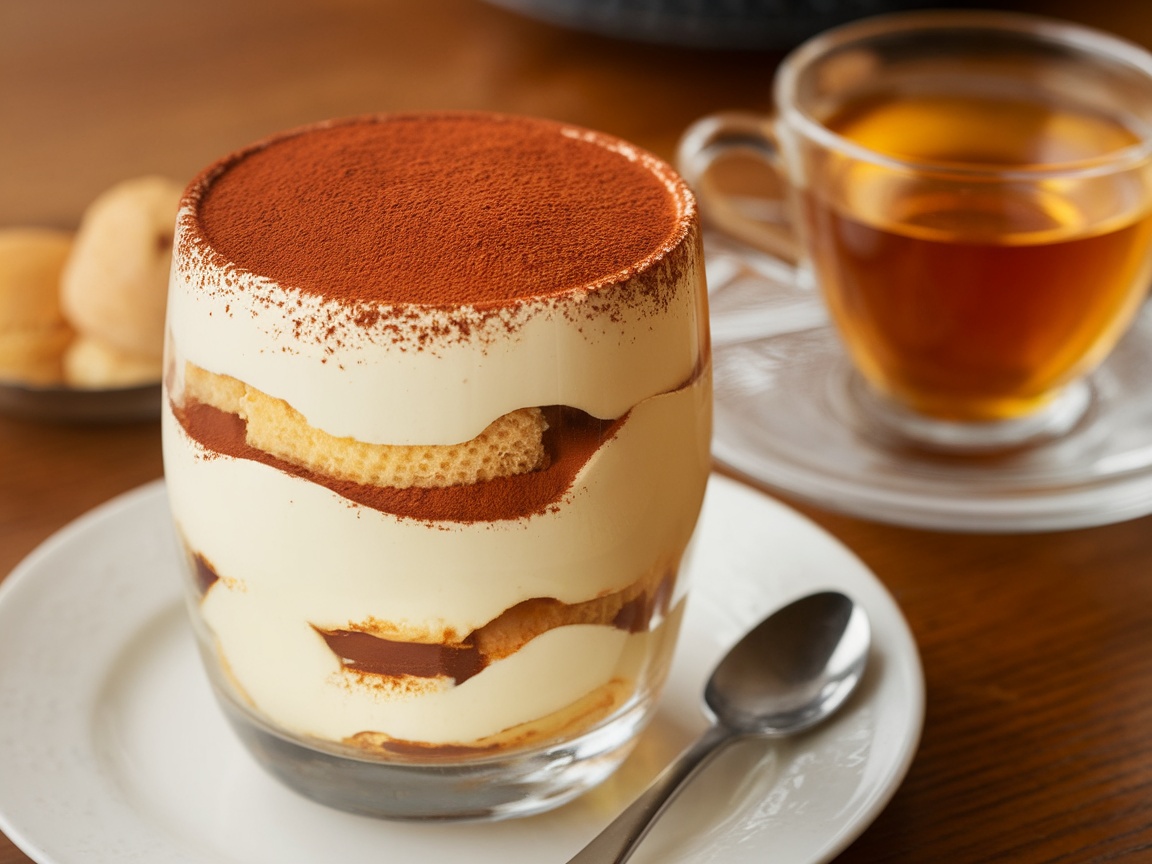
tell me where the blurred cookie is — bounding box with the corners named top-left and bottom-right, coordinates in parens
top-left (60, 175), bottom-right (183, 361)
top-left (63, 335), bottom-right (163, 389)
top-left (0, 228), bottom-right (74, 385)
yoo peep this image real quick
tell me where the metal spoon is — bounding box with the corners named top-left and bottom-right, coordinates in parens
top-left (567, 590), bottom-right (871, 864)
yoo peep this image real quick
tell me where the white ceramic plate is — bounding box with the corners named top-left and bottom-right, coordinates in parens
top-left (0, 475), bottom-right (923, 864)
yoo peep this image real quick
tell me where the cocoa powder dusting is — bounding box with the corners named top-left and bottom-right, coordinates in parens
top-left (193, 114), bottom-right (687, 308)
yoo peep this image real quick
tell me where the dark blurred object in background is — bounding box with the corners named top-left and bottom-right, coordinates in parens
top-left (482, 0), bottom-right (946, 49)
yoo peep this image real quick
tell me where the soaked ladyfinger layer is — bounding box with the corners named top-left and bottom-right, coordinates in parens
top-left (181, 362), bottom-right (549, 489)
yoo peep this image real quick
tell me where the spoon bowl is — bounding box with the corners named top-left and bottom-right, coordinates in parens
top-left (707, 590), bottom-right (869, 735)
top-left (567, 590), bottom-right (870, 864)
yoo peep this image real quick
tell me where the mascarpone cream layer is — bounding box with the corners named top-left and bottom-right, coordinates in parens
top-left (162, 377), bottom-right (709, 744)
top-left (166, 220), bottom-right (706, 445)
top-left (210, 609), bottom-right (677, 747)
top-left (164, 378), bottom-right (708, 633)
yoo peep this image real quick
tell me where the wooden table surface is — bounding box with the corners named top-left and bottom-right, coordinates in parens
top-left (3, 1), bottom-right (1152, 861)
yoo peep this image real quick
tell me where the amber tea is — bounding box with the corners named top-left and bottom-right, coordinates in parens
top-left (805, 92), bottom-right (1152, 421)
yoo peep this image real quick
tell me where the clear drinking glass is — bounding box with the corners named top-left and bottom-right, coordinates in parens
top-left (161, 113), bottom-right (712, 820)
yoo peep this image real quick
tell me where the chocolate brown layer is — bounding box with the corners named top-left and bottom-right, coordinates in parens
top-left (315, 573), bottom-right (673, 685)
top-left (192, 552), bottom-right (219, 597)
top-left (171, 399), bottom-right (626, 522)
top-left (313, 628), bottom-right (486, 683)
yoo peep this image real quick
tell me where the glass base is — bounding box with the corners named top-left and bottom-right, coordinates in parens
top-left (211, 681), bottom-right (648, 822)
top-left (705, 231), bottom-right (1152, 532)
top-left (842, 375), bottom-right (1093, 454)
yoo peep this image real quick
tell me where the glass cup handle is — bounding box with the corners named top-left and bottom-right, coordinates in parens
top-left (675, 112), bottom-right (800, 264)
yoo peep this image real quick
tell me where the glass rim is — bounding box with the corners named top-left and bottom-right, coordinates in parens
top-left (774, 9), bottom-right (1152, 181)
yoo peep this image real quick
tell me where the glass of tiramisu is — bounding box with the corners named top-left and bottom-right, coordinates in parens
top-left (162, 112), bottom-right (712, 819)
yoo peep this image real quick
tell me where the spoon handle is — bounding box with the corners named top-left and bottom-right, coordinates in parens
top-left (566, 723), bottom-right (734, 864)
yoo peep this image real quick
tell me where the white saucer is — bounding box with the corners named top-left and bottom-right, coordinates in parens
top-left (0, 475), bottom-right (923, 864)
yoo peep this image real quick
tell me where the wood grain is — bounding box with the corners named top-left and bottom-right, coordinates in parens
top-left (3, 1), bottom-right (1152, 861)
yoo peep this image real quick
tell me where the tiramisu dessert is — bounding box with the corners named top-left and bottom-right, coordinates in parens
top-left (162, 113), bottom-right (711, 818)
